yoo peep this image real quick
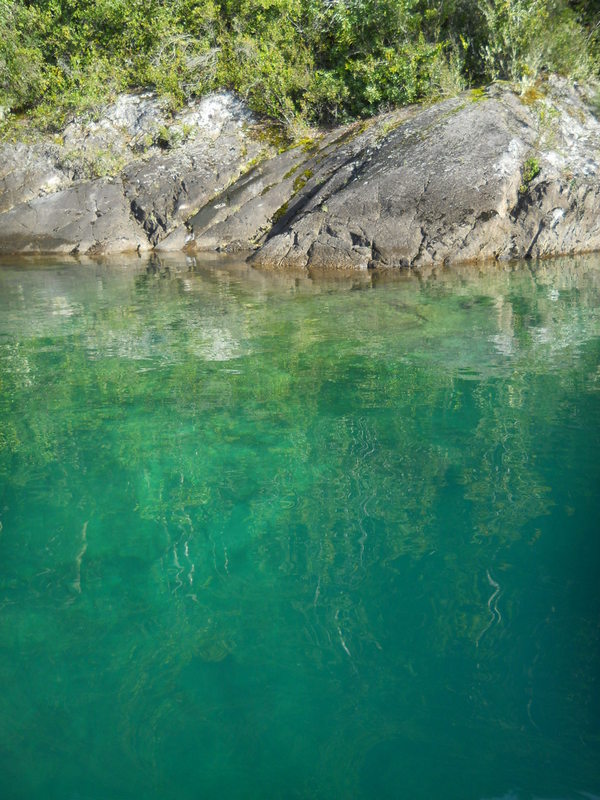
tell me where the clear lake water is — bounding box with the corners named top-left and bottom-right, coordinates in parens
top-left (0, 254), bottom-right (599, 800)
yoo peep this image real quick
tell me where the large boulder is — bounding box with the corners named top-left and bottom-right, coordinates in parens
top-left (250, 78), bottom-right (600, 270)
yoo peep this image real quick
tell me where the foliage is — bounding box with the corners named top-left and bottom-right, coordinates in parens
top-left (519, 155), bottom-right (541, 192)
top-left (0, 0), bottom-right (598, 130)
top-left (479, 0), bottom-right (595, 82)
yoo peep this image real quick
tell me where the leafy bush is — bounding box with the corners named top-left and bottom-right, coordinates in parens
top-left (519, 155), bottom-right (541, 192)
top-left (0, 0), bottom-right (598, 131)
top-left (0, 1), bottom-right (48, 109)
top-left (480, 0), bottom-right (595, 82)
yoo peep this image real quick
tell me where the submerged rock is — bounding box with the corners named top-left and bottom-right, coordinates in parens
top-left (0, 78), bottom-right (599, 267)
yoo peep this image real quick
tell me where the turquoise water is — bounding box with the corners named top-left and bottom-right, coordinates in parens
top-left (0, 254), bottom-right (599, 800)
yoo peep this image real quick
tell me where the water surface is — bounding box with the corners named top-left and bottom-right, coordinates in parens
top-left (0, 254), bottom-right (599, 799)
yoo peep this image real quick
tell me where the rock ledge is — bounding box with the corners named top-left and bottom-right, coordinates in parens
top-left (1, 77), bottom-right (599, 270)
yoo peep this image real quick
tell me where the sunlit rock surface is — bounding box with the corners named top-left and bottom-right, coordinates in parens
top-left (252, 78), bottom-right (600, 270)
top-left (0, 77), bottom-right (599, 267)
top-left (0, 92), bottom-right (265, 255)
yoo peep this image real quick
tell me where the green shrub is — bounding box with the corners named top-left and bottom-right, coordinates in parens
top-left (520, 155), bottom-right (541, 192)
top-left (480, 0), bottom-right (595, 83)
top-left (302, 70), bottom-right (350, 123)
top-left (0, 0), bottom-right (598, 132)
top-left (0, 1), bottom-right (48, 109)
top-left (219, 31), bottom-right (313, 124)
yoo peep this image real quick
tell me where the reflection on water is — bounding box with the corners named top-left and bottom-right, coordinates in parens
top-left (0, 254), bottom-right (599, 800)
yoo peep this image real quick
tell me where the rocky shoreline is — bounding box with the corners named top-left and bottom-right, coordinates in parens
top-left (1, 77), bottom-right (599, 270)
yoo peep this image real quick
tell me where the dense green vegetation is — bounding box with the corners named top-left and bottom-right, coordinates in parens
top-left (0, 0), bottom-right (598, 131)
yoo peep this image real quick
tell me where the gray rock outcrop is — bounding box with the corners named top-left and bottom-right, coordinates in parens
top-left (251, 79), bottom-right (600, 270)
top-left (0, 77), bottom-right (599, 268)
top-left (0, 92), bottom-right (269, 255)
top-left (0, 179), bottom-right (146, 254)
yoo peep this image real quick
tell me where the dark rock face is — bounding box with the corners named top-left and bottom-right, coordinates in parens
top-left (0, 78), bottom-right (599, 267)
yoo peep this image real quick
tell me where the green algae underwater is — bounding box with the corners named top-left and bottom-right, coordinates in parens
top-left (0, 254), bottom-right (599, 800)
